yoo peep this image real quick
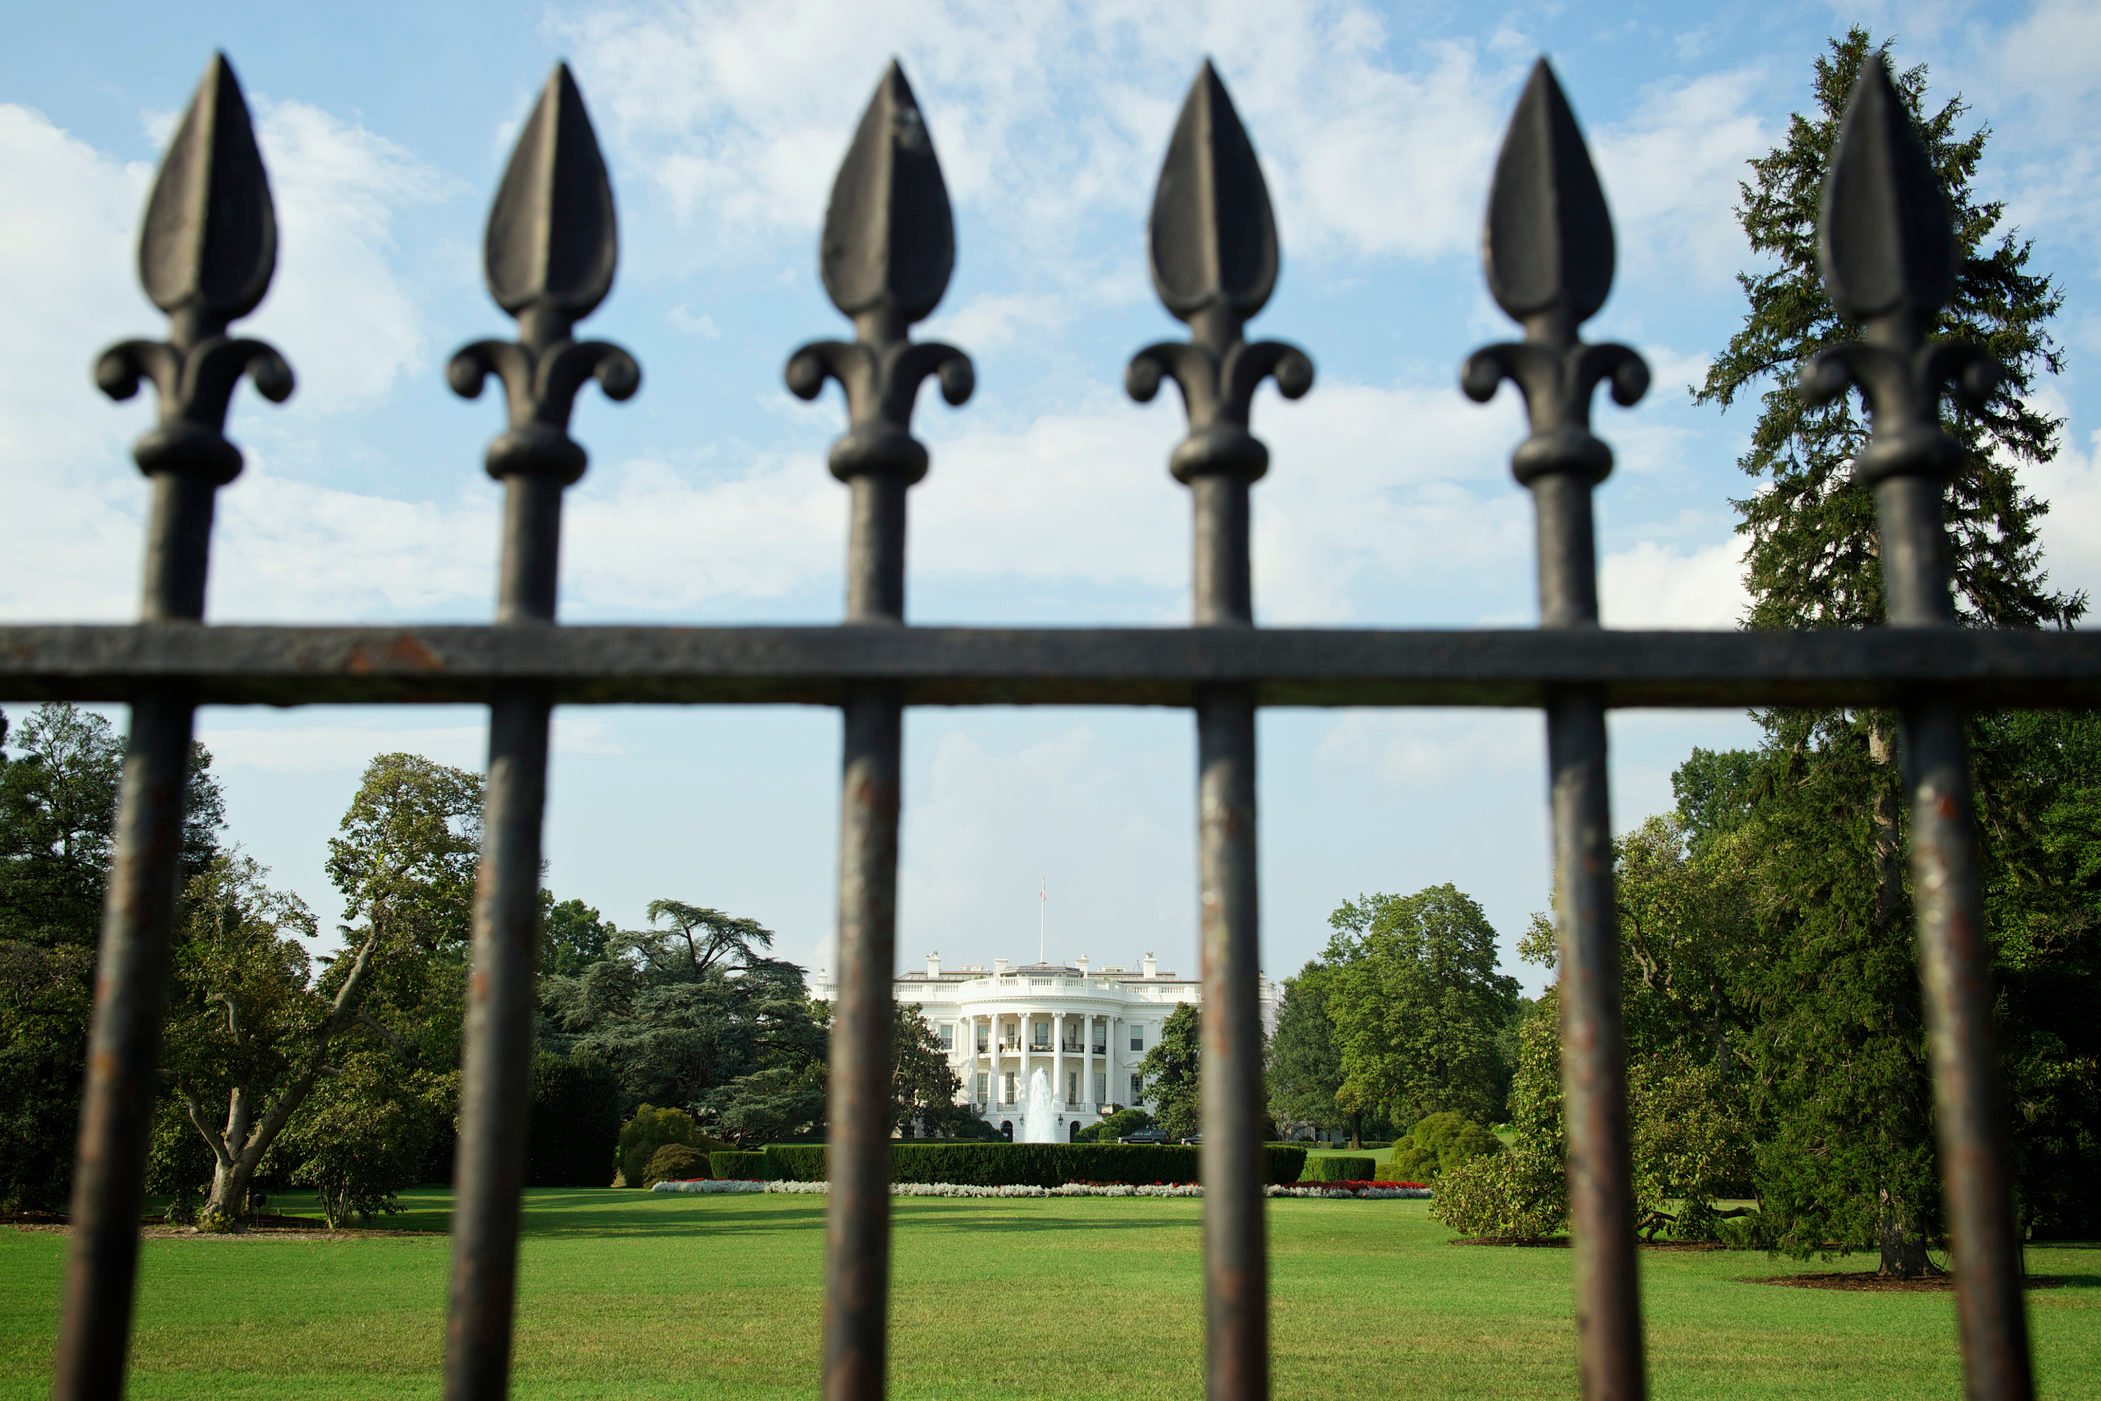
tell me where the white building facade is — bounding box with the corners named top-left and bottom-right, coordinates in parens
top-left (823, 952), bottom-right (1276, 1140)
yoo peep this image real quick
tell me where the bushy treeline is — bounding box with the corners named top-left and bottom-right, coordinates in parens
top-left (1266, 884), bottom-right (1523, 1148)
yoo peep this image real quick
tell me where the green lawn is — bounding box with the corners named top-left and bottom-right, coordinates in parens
top-left (2, 1189), bottom-right (2096, 1398)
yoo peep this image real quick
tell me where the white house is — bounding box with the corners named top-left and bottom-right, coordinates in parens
top-left (820, 953), bottom-right (1277, 1140)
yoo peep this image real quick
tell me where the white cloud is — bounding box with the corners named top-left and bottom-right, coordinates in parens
top-left (1593, 69), bottom-right (1770, 285)
top-left (197, 712), bottom-right (622, 773)
top-left (554, 0), bottom-right (1518, 265)
top-left (1599, 535), bottom-right (1748, 628)
top-left (0, 98), bottom-right (456, 621)
top-left (1316, 709), bottom-right (1535, 786)
top-left (669, 304), bottom-right (720, 337)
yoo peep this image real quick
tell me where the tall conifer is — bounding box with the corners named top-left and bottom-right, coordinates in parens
top-left (1697, 30), bottom-right (2079, 1275)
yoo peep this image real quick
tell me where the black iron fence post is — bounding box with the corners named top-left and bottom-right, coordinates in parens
top-left (787, 62), bottom-right (972, 1400)
top-left (55, 54), bottom-right (294, 1401)
top-left (1802, 57), bottom-right (2033, 1400)
top-left (1129, 63), bottom-right (1311, 1401)
top-left (1464, 61), bottom-right (1651, 1400)
top-left (441, 66), bottom-right (639, 1400)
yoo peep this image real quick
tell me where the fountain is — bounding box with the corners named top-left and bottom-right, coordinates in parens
top-left (1017, 1067), bottom-right (1061, 1143)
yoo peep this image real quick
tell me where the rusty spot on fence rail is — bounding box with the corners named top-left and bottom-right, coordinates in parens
top-left (344, 634), bottom-right (445, 674)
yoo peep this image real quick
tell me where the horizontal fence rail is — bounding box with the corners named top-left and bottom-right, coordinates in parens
top-left (27, 35), bottom-right (2066, 1401)
top-left (1, 624), bottom-right (2097, 709)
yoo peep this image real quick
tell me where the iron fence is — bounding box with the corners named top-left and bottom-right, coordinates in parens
top-left (8, 43), bottom-right (2086, 1401)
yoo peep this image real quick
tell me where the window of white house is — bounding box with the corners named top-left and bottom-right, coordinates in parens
top-left (1130, 1073), bottom-right (1144, 1102)
top-left (1004, 1072), bottom-right (1016, 1104)
top-left (975, 1025), bottom-right (988, 1050)
top-left (975, 1073), bottom-right (988, 1101)
top-left (1067, 1070), bottom-right (1079, 1104)
top-left (1093, 1072), bottom-right (1107, 1104)
top-left (1129, 1029), bottom-right (1143, 1052)
top-left (938, 1023), bottom-right (953, 1049)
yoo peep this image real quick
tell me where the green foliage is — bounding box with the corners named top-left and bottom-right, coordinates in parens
top-left (1430, 1147), bottom-right (1569, 1242)
top-left (539, 900), bottom-right (827, 1143)
top-left (1136, 1004), bottom-right (1202, 1139)
top-left (1385, 1112), bottom-right (1503, 1182)
top-left (1267, 960), bottom-right (1347, 1138)
top-left (326, 753), bottom-right (482, 956)
top-left (893, 1004), bottom-right (964, 1136)
top-left (278, 1050), bottom-right (448, 1228)
top-left (0, 704), bottom-right (222, 1209)
top-left (1324, 885), bottom-right (1519, 1130)
top-left (526, 1052), bottom-right (623, 1188)
top-left (1263, 1146), bottom-right (1307, 1185)
top-left (1299, 1155), bottom-right (1376, 1183)
top-left (617, 1104), bottom-right (706, 1188)
top-left (708, 1149), bottom-right (771, 1180)
top-left (1693, 28), bottom-right (2079, 635)
top-left (538, 894), bottom-right (616, 979)
top-left (1629, 1061), bottom-right (1752, 1241)
top-left (1073, 1107), bottom-right (1153, 1143)
top-left (642, 1143), bottom-right (710, 1187)
top-left (0, 939), bottom-right (92, 1209)
top-left (762, 1144), bottom-right (829, 1182)
top-left (1433, 994), bottom-right (1568, 1240)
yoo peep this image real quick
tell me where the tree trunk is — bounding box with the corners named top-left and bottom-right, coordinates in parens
top-left (202, 1155), bottom-right (253, 1224)
top-left (1866, 719), bottom-right (1904, 924)
top-left (1877, 1190), bottom-right (1940, 1279)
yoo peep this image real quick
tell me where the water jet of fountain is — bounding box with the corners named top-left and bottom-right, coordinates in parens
top-left (1018, 1067), bottom-right (1060, 1143)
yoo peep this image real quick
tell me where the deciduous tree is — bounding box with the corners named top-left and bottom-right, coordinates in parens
top-left (1324, 885), bottom-right (1519, 1130)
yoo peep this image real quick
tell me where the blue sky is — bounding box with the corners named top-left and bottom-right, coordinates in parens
top-left (3, 0), bottom-right (2098, 992)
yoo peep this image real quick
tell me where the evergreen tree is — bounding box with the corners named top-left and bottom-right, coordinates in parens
top-left (1693, 30), bottom-right (2081, 1275)
top-left (1137, 1004), bottom-right (1202, 1140)
top-left (1264, 960), bottom-right (1349, 1142)
top-left (1695, 26), bottom-right (2079, 634)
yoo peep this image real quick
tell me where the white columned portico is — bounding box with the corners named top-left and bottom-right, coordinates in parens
top-left (1053, 1012), bottom-right (1065, 1116)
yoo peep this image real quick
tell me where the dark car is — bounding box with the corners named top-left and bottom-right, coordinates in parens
top-left (1119, 1128), bottom-right (1169, 1144)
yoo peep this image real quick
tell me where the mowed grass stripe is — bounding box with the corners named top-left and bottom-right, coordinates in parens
top-left (1, 1189), bottom-right (2096, 1398)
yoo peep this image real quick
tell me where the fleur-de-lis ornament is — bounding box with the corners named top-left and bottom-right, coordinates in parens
top-left (448, 65), bottom-right (640, 487)
top-left (1462, 60), bottom-right (1648, 490)
top-left (95, 54), bottom-right (293, 486)
top-left (786, 61), bottom-right (973, 488)
top-left (1127, 62), bottom-right (1312, 485)
top-left (1800, 55), bottom-right (1999, 490)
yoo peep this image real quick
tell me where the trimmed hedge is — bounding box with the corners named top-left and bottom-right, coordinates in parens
top-left (708, 1150), bottom-right (771, 1180)
top-left (1300, 1155), bottom-right (1378, 1183)
top-left (525, 1052), bottom-right (622, 1188)
top-left (751, 1142), bottom-right (1309, 1187)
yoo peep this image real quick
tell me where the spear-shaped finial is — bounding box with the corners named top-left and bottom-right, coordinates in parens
top-left (1800, 54), bottom-right (1997, 496)
top-left (1127, 61), bottom-right (1311, 495)
top-left (448, 63), bottom-right (640, 491)
top-left (1463, 59), bottom-right (1647, 492)
top-left (96, 52), bottom-right (293, 490)
top-left (787, 59), bottom-right (973, 506)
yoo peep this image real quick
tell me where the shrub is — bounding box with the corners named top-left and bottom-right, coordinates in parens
top-left (1384, 1111), bottom-right (1503, 1182)
top-left (1262, 1146), bottom-right (1308, 1186)
top-left (1299, 1155), bottom-right (1377, 1183)
top-left (1430, 1147), bottom-right (1567, 1241)
top-left (763, 1144), bottom-right (830, 1182)
top-left (280, 1052), bottom-right (445, 1228)
top-left (1073, 1107), bottom-right (1154, 1143)
top-left (642, 1143), bottom-right (710, 1187)
top-left (618, 1105), bottom-right (726, 1188)
top-left (709, 1149), bottom-right (771, 1180)
top-left (526, 1052), bottom-right (623, 1188)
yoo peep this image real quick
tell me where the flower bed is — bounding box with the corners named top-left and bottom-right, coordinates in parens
top-left (651, 1177), bottom-right (1429, 1200)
